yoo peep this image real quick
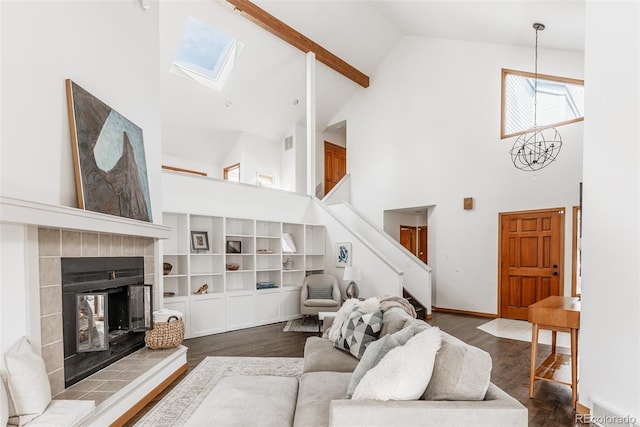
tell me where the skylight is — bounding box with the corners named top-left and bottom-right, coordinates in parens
top-left (171, 17), bottom-right (242, 91)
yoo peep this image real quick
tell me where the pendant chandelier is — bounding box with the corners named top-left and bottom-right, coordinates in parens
top-left (510, 23), bottom-right (562, 171)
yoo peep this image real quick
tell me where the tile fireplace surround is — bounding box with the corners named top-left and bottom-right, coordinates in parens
top-left (38, 227), bottom-right (156, 396)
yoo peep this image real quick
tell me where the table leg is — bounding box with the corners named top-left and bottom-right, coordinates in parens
top-left (551, 330), bottom-right (557, 354)
top-left (529, 323), bottom-right (539, 398)
top-left (571, 328), bottom-right (578, 409)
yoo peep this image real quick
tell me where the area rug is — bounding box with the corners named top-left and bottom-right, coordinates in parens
top-left (283, 317), bottom-right (319, 333)
top-left (134, 356), bottom-right (304, 426)
top-left (478, 318), bottom-right (571, 348)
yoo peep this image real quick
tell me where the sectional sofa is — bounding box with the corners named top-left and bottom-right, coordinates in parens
top-left (204, 300), bottom-right (528, 426)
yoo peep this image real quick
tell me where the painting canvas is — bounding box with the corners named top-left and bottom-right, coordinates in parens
top-left (335, 242), bottom-right (352, 267)
top-left (66, 80), bottom-right (152, 222)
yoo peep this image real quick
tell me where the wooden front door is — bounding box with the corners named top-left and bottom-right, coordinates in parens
top-left (499, 208), bottom-right (565, 320)
top-left (324, 141), bottom-right (346, 195)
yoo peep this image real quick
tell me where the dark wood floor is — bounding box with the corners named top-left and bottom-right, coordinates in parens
top-left (125, 312), bottom-right (584, 426)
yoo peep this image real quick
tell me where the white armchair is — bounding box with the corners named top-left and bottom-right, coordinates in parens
top-left (300, 274), bottom-right (341, 321)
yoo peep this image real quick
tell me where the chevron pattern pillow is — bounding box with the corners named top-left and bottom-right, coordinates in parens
top-left (335, 307), bottom-right (383, 359)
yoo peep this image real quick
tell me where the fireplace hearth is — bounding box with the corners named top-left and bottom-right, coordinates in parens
top-left (62, 257), bottom-right (152, 387)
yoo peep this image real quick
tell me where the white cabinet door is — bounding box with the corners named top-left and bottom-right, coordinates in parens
top-left (257, 290), bottom-right (281, 324)
top-left (282, 287), bottom-right (301, 320)
top-left (226, 291), bottom-right (256, 330)
top-left (190, 294), bottom-right (225, 337)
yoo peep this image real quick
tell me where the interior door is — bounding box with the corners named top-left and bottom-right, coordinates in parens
top-left (499, 208), bottom-right (564, 320)
top-left (417, 226), bottom-right (428, 264)
top-left (400, 226), bottom-right (416, 255)
top-left (324, 141), bottom-right (346, 195)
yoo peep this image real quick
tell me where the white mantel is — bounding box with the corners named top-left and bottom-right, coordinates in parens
top-left (0, 196), bottom-right (170, 239)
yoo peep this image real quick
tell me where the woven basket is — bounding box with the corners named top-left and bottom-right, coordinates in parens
top-left (145, 315), bottom-right (184, 350)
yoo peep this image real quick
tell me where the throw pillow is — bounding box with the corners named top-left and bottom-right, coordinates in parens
top-left (347, 327), bottom-right (415, 398)
top-left (352, 327), bottom-right (442, 401)
top-left (334, 307), bottom-right (383, 359)
top-left (4, 337), bottom-right (51, 419)
top-left (307, 284), bottom-right (333, 299)
top-left (325, 297), bottom-right (381, 343)
top-left (422, 335), bottom-right (492, 401)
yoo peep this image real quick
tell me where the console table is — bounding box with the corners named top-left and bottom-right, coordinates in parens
top-left (528, 296), bottom-right (581, 409)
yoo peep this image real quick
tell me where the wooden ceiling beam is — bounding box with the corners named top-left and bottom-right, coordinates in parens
top-left (225, 0), bottom-right (370, 88)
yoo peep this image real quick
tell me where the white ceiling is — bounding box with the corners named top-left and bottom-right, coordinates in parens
top-left (159, 0), bottom-right (585, 166)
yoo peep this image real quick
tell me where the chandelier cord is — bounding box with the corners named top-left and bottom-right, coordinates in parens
top-left (509, 22), bottom-right (562, 172)
top-left (533, 25), bottom-right (539, 127)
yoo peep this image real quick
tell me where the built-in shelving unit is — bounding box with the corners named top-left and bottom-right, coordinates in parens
top-left (161, 212), bottom-right (326, 338)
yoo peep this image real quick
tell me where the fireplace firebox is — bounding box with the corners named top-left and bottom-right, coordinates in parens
top-left (62, 257), bottom-right (152, 387)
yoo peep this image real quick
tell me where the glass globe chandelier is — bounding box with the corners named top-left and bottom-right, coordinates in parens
top-left (510, 23), bottom-right (562, 171)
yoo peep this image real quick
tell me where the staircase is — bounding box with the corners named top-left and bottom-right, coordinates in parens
top-left (403, 288), bottom-right (428, 321)
top-left (318, 178), bottom-right (432, 316)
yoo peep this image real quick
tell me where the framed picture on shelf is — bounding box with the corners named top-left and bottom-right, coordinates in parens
top-left (281, 232), bottom-right (297, 253)
top-left (226, 240), bottom-right (242, 254)
top-left (191, 231), bottom-right (209, 252)
top-left (335, 242), bottom-right (352, 267)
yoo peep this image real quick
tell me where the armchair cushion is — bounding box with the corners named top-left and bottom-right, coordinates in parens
top-left (303, 299), bottom-right (339, 308)
top-left (307, 284), bottom-right (333, 299)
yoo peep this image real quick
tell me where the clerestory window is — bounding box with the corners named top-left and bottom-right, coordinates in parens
top-left (224, 163), bottom-right (240, 182)
top-left (171, 17), bottom-right (243, 91)
top-left (501, 69), bottom-right (584, 139)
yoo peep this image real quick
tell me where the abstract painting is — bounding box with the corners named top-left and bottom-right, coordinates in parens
top-left (66, 80), bottom-right (152, 222)
top-left (335, 242), bottom-right (352, 267)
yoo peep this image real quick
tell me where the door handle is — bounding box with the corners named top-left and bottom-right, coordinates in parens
top-left (553, 272), bottom-right (558, 276)
top-left (553, 264), bottom-right (558, 269)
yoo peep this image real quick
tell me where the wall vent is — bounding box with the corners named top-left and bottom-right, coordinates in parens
top-left (284, 136), bottom-right (293, 151)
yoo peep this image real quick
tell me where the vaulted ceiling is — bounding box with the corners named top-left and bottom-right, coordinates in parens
top-left (159, 0), bottom-right (585, 166)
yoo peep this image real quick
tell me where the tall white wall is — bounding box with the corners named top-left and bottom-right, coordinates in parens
top-left (0, 225), bottom-right (29, 352)
top-left (0, 0), bottom-right (162, 223)
top-left (162, 154), bottom-right (221, 178)
top-left (579, 1), bottom-right (640, 418)
top-left (0, 0), bottom-right (161, 350)
top-left (338, 36), bottom-right (584, 314)
top-left (237, 133), bottom-right (281, 187)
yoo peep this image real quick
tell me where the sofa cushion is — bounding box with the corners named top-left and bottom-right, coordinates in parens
top-left (335, 308), bottom-right (383, 359)
top-left (347, 327), bottom-right (415, 398)
top-left (0, 379), bottom-right (8, 427)
top-left (26, 400), bottom-right (95, 426)
top-left (352, 327), bottom-right (442, 401)
top-left (307, 284), bottom-right (333, 299)
top-left (4, 337), bottom-right (51, 421)
top-left (303, 337), bottom-right (359, 374)
top-left (422, 333), bottom-right (492, 401)
top-left (379, 307), bottom-right (414, 337)
top-left (294, 371), bottom-right (351, 427)
top-left (188, 375), bottom-right (298, 427)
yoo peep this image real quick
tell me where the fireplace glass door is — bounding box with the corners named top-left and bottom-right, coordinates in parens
top-left (76, 293), bottom-right (108, 352)
top-left (129, 284), bottom-right (153, 331)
